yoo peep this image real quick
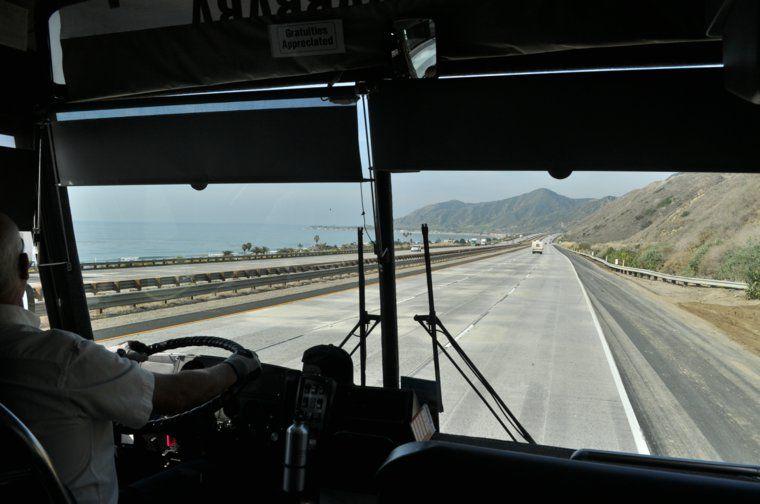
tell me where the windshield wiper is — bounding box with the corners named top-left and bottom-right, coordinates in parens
top-left (413, 224), bottom-right (535, 444)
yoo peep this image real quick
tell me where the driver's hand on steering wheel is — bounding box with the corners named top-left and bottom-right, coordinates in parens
top-left (223, 350), bottom-right (261, 382)
top-left (116, 340), bottom-right (151, 363)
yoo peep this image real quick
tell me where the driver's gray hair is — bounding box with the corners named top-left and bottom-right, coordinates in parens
top-left (0, 213), bottom-right (22, 301)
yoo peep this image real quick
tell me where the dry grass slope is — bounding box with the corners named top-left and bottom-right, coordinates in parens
top-left (565, 173), bottom-right (760, 278)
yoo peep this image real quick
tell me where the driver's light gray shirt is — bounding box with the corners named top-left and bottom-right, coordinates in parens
top-left (0, 304), bottom-right (155, 504)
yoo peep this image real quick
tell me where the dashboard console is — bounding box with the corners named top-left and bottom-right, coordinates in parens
top-left (114, 352), bottom-right (760, 503)
top-left (117, 356), bottom-right (429, 499)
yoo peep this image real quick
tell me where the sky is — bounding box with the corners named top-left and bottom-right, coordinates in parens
top-left (68, 171), bottom-right (672, 226)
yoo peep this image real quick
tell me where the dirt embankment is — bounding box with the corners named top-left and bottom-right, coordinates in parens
top-left (677, 303), bottom-right (760, 356)
top-left (618, 272), bottom-right (760, 357)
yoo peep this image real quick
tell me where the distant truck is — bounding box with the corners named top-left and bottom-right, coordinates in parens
top-left (532, 240), bottom-right (544, 254)
top-left (480, 238), bottom-right (488, 246)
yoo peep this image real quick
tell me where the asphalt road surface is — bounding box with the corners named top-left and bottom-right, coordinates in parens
top-left (560, 248), bottom-right (760, 465)
top-left (103, 244), bottom-right (646, 454)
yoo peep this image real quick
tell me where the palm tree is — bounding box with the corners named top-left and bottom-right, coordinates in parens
top-left (241, 242), bottom-right (252, 254)
top-left (314, 235), bottom-right (320, 246)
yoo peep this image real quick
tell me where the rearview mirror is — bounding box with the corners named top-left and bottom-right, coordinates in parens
top-left (392, 19), bottom-right (437, 79)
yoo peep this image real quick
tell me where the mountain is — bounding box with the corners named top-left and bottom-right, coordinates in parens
top-left (395, 188), bottom-right (614, 233)
top-left (564, 172), bottom-right (760, 276)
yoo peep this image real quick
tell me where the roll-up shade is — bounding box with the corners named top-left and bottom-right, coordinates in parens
top-left (368, 68), bottom-right (760, 173)
top-left (0, 147), bottom-right (36, 229)
top-left (51, 102), bottom-right (363, 186)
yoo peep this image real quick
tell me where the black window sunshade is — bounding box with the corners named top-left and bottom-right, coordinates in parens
top-left (369, 68), bottom-right (760, 173)
top-left (0, 147), bottom-right (36, 230)
top-left (50, 102), bottom-right (363, 186)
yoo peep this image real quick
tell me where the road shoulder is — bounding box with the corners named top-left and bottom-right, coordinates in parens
top-left (558, 246), bottom-right (650, 454)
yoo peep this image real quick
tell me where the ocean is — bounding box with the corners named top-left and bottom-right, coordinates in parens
top-left (71, 221), bottom-right (474, 263)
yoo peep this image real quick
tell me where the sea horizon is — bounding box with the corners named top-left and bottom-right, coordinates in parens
top-left (71, 220), bottom-right (477, 263)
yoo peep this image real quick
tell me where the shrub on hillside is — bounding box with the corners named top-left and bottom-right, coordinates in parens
top-left (656, 196), bottom-right (674, 208)
top-left (601, 247), bottom-right (640, 267)
top-left (638, 246), bottom-right (665, 271)
top-left (747, 267), bottom-right (760, 300)
top-left (718, 240), bottom-right (760, 298)
top-left (686, 242), bottom-right (714, 276)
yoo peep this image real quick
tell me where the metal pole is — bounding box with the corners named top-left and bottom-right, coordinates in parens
top-left (358, 227), bottom-right (367, 387)
top-left (373, 170), bottom-right (399, 389)
top-left (422, 224), bottom-right (443, 410)
top-left (37, 125), bottom-right (93, 339)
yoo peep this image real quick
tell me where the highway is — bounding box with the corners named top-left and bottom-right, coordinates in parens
top-left (99, 243), bottom-right (760, 463)
top-left (29, 245), bottom-right (474, 286)
top-left (103, 244), bottom-right (646, 454)
top-left (561, 248), bottom-right (760, 464)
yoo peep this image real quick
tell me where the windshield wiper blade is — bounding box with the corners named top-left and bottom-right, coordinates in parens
top-left (414, 224), bottom-right (535, 444)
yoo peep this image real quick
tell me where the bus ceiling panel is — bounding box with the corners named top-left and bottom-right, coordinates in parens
top-left (51, 0), bottom-right (717, 100)
top-left (0, 147), bottom-right (37, 230)
top-left (50, 104), bottom-right (363, 186)
top-left (368, 68), bottom-right (760, 173)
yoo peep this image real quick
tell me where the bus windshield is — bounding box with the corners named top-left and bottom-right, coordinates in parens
top-left (56, 170), bottom-right (760, 465)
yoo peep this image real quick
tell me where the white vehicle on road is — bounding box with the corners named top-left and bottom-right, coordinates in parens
top-left (532, 240), bottom-right (544, 254)
top-left (410, 245), bottom-right (421, 252)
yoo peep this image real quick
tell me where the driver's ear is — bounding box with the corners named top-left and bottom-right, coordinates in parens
top-left (18, 253), bottom-right (30, 281)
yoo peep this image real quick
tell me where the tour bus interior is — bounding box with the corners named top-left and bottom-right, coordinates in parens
top-left (1, 1), bottom-right (760, 502)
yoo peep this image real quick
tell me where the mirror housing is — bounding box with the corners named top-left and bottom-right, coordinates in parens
top-left (391, 19), bottom-right (437, 79)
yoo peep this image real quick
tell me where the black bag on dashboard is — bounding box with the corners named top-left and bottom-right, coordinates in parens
top-left (302, 345), bottom-right (354, 384)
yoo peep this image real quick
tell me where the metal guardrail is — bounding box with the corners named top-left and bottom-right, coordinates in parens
top-left (64, 243), bottom-right (525, 312)
top-left (567, 247), bottom-right (748, 290)
top-left (31, 242), bottom-right (458, 273)
top-left (78, 247), bottom-right (366, 271)
top-left (79, 245), bottom-right (507, 296)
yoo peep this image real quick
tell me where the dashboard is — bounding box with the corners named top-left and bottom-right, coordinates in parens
top-left (115, 355), bottom-right (424, 498)
top-left (113, 352), bottom-right (760, 503)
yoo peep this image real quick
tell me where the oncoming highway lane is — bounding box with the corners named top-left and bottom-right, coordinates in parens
top-left (107, 245), bottom-right (642, 453)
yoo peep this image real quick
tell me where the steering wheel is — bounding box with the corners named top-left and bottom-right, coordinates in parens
top-left (136, 336), bottom-right (257, 432)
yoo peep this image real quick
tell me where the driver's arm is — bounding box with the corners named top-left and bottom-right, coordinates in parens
top-left (151, 365), bottom-right (235, 416)
top-left (151, 353), bottom-right (259, 416)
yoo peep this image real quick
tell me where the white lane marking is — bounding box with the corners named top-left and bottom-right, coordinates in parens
top-left (442, 280), bottom-right (521, 349)
top-left (560, 248), bottom-right (650, 455)
top-left (398, 272), bottom-right (473, 304)
top-left (445, 323), bottom-right (474, 348)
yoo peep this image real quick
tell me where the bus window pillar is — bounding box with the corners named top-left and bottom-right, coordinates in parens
top-left (36, 126), bottom-right (93, 339)
top-left (373, 169), bottom-right (399, 389)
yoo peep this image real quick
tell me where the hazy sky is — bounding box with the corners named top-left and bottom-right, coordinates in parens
top-left (68, 171), bottom-right (672, 225)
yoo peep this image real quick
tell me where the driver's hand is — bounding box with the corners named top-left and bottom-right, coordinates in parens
top-left (224, 350), bottom-right (261, 381)
top-left (115, 340), bottom-right (150, 363)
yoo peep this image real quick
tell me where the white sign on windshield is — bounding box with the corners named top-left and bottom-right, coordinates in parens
top-left (269, 20), bottom-right (345, 58)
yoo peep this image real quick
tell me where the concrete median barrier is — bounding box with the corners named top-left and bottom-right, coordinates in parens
top-left (33, 243), bottom-right (527, 314)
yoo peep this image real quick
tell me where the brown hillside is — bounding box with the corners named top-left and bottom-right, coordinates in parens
top-left (564, 173), bottom-right (760, 275)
